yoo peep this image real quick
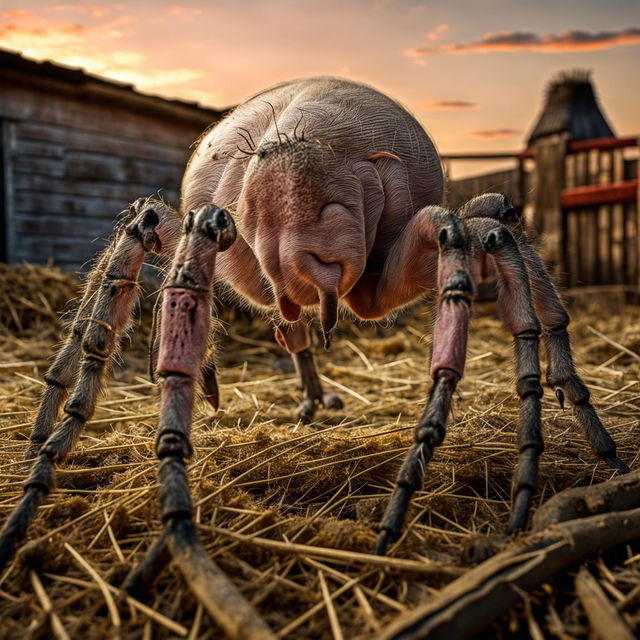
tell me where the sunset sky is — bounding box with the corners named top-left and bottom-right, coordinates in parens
top-left (1, 1), bottom-right (638, 177)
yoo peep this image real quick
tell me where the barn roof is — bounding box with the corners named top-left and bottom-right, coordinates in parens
top-left (0, 48), bottom-right (226, 126)
top-left (526, 70), bottom-right (615, 145)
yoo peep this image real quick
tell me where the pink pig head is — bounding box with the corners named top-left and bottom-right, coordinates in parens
top-left (237, 137), bottom-right (367, 341)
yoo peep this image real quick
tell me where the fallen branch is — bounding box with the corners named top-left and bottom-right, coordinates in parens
top-left (532, 469), bottom-right (640, 530)
top-left (379, 474), bottom-right (640, 640)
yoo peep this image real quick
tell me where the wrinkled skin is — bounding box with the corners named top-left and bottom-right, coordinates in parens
top-left (176, 77), bottom-right (626, 552)
top-left (182, 76), bottom-right (444, 340)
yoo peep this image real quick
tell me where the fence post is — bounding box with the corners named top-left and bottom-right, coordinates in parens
top-left (516, 156), bottom-right (526, 209)
top-left (533, 133), bottom-right (569, 282)
top-left (637, 137), bottom-right (640, 289)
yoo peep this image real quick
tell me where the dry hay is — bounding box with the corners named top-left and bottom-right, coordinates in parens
top-left (0, 263), bottom-right (639, 639)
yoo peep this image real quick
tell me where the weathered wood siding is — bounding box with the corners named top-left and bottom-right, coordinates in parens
top-left (0, 69), bottom-right (220, 269)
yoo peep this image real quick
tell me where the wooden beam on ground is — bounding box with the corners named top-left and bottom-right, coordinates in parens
top-left (575, 566), bottom-right (635, 640)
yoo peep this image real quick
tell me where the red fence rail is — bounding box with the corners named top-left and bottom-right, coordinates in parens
top-left (559, 135), bottom-right (639, 288)
top-left (561, 180), bottom-right (638, 208)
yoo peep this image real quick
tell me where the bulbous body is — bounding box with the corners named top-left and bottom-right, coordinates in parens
top-left (182, 76), bottom-right (444, 327)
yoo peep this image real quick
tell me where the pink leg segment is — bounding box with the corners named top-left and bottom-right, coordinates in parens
top-left (158, 286), bottom-right (214, 378)
top-left (376, 213), bottom-right (473, 555)
top-left (429, 217), bottom-right (474, 379)
top-left (156, 218), bottom-right (220, 378)
top-left (133, 206), bottom-right (275, 639)
top-left (430, 296), bottom-right (471, 379)
top-left (274, 322), bottom-right (311, 354)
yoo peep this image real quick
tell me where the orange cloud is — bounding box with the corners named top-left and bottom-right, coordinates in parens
top-left (0, 6), bottom-right (136, 50)
top-left (90, 6), bottom-right (112, 18)
top-left (468, 128), bottom-right (521, 139)
top-left (427, 23), bottom-right (448, 42)
top-left (0, 22), bottom-right (89, 49)
top-left (407, 27), bottom-right (640, 56)
top-left (2, 10), bottom-right (37, 19)
top-left (425, 99), bottom-right (479, 110)
top-left (44, 5), bottom-right (113, 18)
top-left (45, 4), bottom-right (89, 11)
top-left (0, 6), bottom-right (216, 104)
top-left (165, 6), bottom-right (203, 17)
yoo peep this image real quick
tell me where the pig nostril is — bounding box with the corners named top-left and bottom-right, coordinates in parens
top-left (309, 252), bottom-right (338, 268)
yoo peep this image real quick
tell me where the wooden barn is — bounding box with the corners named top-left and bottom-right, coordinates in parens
top-left (0, 49), bottom-right (223, 269)
top-left (447, 71), bottom-right (639, 289)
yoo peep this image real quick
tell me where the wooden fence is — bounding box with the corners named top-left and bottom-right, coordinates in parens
top-left (445, 136), bottom-right (639, 289)
top-left (550, 137), bottom-right (638, 288)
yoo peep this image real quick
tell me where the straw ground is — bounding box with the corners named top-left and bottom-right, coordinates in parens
top-left (0, 263), bottom-right (638, 638)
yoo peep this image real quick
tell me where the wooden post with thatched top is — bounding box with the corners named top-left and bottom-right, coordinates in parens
top-left (527, 71), bottom-right (617, 286)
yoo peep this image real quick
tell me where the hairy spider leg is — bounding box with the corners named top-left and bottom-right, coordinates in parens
top-left (460, 195), bottom-right (628, 531)
top-left (123, 205), bottom-right (275, 640)
top-left (375, 211), bottom-right (473, 555)
top-left (470, 220), bottom-right (545, 532)
top-left (0, 198), bottom-right (181, 569)
top-left (516, 239), bottom-right (628, 475)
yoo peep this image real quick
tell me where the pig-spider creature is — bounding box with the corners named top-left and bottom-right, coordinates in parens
top-left (0, 77), bottom-right (627, 639)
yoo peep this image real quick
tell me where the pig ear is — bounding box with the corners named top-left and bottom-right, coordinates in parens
top-left (367, 151), bottom-right (403, 162)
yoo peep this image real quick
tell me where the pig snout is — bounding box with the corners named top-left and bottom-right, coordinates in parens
top-left (300, 251), bottom-right (343, 292)
top-left (279, 240), bottom-right (360, 304)
top-left (274, 250), bottom-right (342, 323)
top-left (287, 204), bottom-right (366, 299)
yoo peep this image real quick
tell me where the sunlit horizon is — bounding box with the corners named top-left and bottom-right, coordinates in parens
top-left (1, 1), bottom-right (638, 178)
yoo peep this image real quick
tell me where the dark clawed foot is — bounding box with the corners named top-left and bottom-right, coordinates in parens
top-left (572, 402), bottom-right (629, 475)
top-left (555, 388), bottom-right (565, 409)
top-left (604, 456), bottom-right (630, 475)
top-left (375, 529), bottom-right (392, 556)
top-left (546, 330), bottom-right (629, 479)
top-left (297, 398), bottom-right (316, 424)
top-left (121, 530), bottom-right (171, 601)
top-left (321, 392), bottom-right (343, 410)
top-left (296, 393), bottom-right (344, 423)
